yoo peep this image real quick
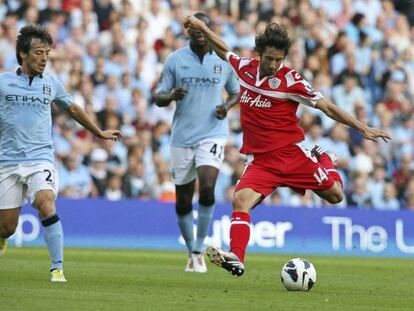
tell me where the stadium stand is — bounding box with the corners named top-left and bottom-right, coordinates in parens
top-left (1, 0), bottom-right (413, 209)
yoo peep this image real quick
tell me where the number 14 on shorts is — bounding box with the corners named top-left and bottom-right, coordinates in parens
top-left (313, 167), bottom-right (328, 185)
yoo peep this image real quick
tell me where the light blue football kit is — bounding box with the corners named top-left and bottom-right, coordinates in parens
top-left (0, 69), bottom-right (73, 271)
top-left (157, 46), bottom-right (239, 147)
top-left (0, 69), bottom-right (72, 166)
top-left (157, 46), bottom-right (239, 256)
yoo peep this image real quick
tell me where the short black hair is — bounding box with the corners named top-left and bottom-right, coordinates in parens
top-left (16, 24), bottom-right (53, 65)
top-left (193, 11), bottom-right (212, 29)
top-left (255, 23), bottom-right (291, 56)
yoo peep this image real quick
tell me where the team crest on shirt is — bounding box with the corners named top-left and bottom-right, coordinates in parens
top-left (268, 77), bottom-right (281, 89)
top-left (213, 64), bottom-right (222, 74)
top-left (42, 84), bottom-right (51, 96)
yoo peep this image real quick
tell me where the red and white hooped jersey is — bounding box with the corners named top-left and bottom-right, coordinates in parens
top-left (226, 52), bottom-right (324, 154)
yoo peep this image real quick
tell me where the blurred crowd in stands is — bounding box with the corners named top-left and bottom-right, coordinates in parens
top-left (1, 0), bottom-right (414, 210)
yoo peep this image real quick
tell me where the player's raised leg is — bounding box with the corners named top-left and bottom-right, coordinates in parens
top-left (311, 145), bottom-right (344, 204)
top-left (207, 188), bottom-right (262, 277)
top-left (32, 187), bottom-right (66, 282)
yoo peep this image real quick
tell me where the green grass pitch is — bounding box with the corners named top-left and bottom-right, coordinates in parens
top-left (1, 248), bottom-right (413, 311)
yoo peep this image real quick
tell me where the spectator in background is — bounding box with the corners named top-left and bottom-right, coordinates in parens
top-left (90, 55), bottom-right (107, 86)
top-left (94, 75), bottom-right (124, 112)
top-left (53, 119), bottom-right (83, 159)
top-left (88, 148), bottom-right (109, 197)
top-left (94, 0), bottom-right (114, 31)
top-left (303, 120), bottom-right (330, 150)
top-left (99, 138), bottom-right (126, 176)
top-left (345, 13), bottom-right (367, 45)
top-left (59, 152), bottom-right (92, 198)
top-left (122, 158), bottom-right (152, 199)
top-left (96, 95), bottom-right (122, 129)
top-left (368, 164), bottom-right (387, 205)
top-left (105, 173), bottom-right (125, 201)
top-left (325, 124), bottom-right (351, 169)
top-left (404, 177), bottom-right (414, 210)
top-left (372, 181), bottom-right (400, 210)
top-left (347, 174), bottom-right (372, 208)
top-left (39, 0), bottom-right (62, 24)
top-left (393, 154), bottom-right (413, 199)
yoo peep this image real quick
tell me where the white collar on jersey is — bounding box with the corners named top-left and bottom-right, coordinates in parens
top-left (255, 62), bottom-right (284, 87)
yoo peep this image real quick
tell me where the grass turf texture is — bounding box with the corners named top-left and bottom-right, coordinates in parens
top-left (1, 248), bottom-right (413, 311)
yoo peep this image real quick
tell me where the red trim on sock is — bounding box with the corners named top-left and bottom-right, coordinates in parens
top-left (230, 211), bottom-right (251, 262)
top-left (319, 154), bottom-right (343, 189)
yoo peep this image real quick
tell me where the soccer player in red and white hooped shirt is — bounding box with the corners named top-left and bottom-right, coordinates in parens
top-left (183, 16), bottom-right (391, 277)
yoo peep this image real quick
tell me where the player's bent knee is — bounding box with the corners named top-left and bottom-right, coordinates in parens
top-left (198, 195), bottom-right (215, 207)
top-left (232, 196), bottom-right (250, 213)
top-left (33, 191), bottom-right (55, 209)
top-left (326, 192), bottom-right (343, 204)
top-left (176, 203), bottom-right (192, 216)
top-left (34, 198), bottom-right (57, 220)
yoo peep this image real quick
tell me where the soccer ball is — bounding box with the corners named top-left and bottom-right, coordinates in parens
top-left (280, 258), bottom-right (317, 291)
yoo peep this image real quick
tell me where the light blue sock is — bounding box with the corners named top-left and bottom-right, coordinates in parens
top-left (177, 212), bottom-right (194, 256)
top-left (193, 204), bottom-right (215, 253)
top-left (42, 214), bottom-right (64, 271)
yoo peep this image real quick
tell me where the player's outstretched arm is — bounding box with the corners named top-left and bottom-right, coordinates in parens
top-left (315, 98), bottom-right (391, 142)
top-left (65, 104), bottom-right (122, 141)
top-left (183, 15), bottom-right (230, 60)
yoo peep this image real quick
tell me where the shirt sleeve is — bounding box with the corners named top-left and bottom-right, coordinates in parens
top-left (285, 70), bottom-right (324, 107)
top-left (225, 52), bottom-right (253, 76)
top-left (225, 51), bottom-right (240, 70)
top-left (52, 76), bottom-right (73, 109)
top-left (156, 55), bottom-right (175, 94)
top-left (224, 62), bottom-right (240, 95)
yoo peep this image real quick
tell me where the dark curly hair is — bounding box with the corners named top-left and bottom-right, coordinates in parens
top-left (16, 24), bottom-right (53, 65)
top-left (255, 23), bottom-right (291, 56)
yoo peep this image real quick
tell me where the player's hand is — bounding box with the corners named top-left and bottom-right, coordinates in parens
top-left (183, 15), bottom-right (205, 31)
top-left (170, 88), bottom-right (188, 101)
top-left (361, 126), bottom-right (391, 143)
top-left (215, 104), bottom-right (228, 120)
top-left (98, 130), bottom-right (122, 141)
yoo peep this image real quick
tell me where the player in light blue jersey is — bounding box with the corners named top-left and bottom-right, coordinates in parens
top-left (0, 25), bottom-right (121, 282)
top-left (155, 12), bottom-right (240, 273)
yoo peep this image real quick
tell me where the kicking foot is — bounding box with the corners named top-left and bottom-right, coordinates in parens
top-left (206, 245), bottom-right (244, 277)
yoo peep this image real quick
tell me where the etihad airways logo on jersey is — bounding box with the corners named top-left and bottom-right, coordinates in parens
top-left (180, 77), bottom-right (220, 86)
top-left (5, 94), bottom-right (50, 105)
top-left (239, 90), bottom-right (272, 108)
